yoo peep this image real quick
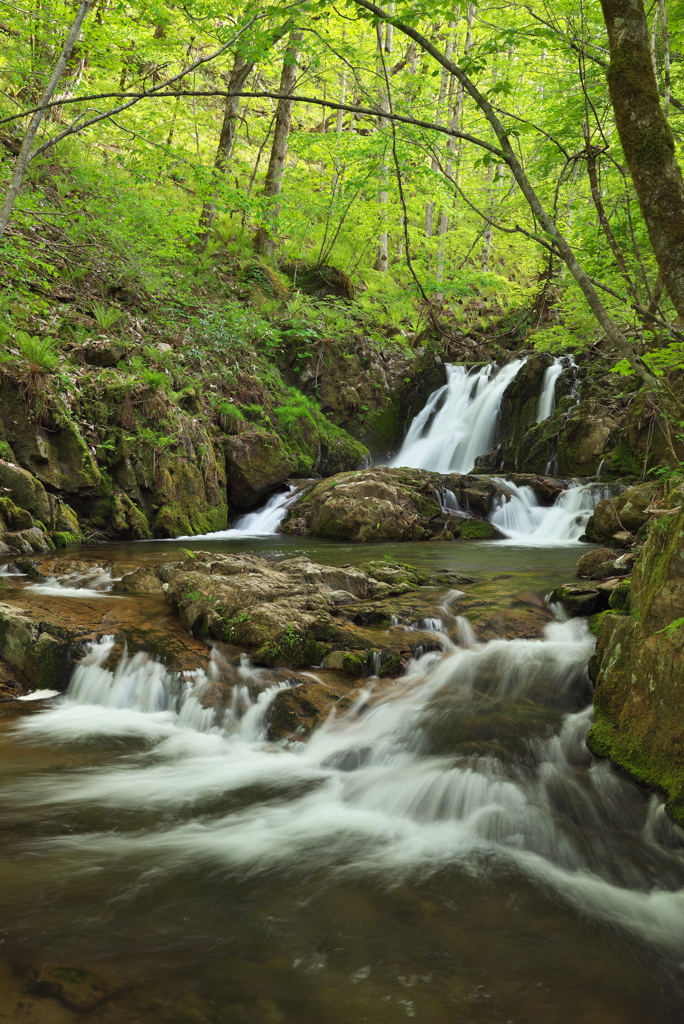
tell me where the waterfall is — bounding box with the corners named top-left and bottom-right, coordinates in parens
top-left (391, 360), bottom-right (525, 473)
top-left (178, 485), bottom-right (299, 541)
top-left (490, 479), bottom-right (614, 544)
top-left (536, 357), bottom-right (565, 422)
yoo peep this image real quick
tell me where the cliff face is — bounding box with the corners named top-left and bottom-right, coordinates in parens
top-left (587, 485), bottom-right (684, 823)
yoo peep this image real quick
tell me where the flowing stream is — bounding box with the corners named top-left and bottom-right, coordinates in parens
top-left (1, 363), bottom-right (683, 1022)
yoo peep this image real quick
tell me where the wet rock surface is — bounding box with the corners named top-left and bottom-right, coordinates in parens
top-left (116, 551), bottom-right (449, 673)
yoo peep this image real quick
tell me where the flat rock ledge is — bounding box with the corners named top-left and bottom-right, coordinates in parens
top-left (116, 551), bottom-right (471, 675)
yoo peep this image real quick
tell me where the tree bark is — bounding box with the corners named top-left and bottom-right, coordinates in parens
top-left (254, 30), bottom-right (302, 257)
top-left (198, 53), bottom-right (253, 239)
top-left (0, 0), bottom-right (94, 240)
top-left (374, 10), bottom-right (393, 273)
top-left (600, 0), bottom-right (684, 320)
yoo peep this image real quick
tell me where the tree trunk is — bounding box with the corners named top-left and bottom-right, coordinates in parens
top-left (425, 23), bottom-right (454, 237)
top-left (600, 0), bottom-right (684, 319)
top-left (253, 30), bottom-right (303, 257)
top-left (373, 12), bottom-right (393, 273)
top-left (198, 53), bottom-right (253, 239)
top-left (0, 0), bottom-right (94, 240)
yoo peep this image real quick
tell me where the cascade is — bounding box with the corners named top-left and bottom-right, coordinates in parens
top-left (391, 360), bottom-right (525, 473)
top-left (490, 479), bottom-right (614, 544)
top-left (536, 356), bottom-right (565, 422)
top-left (23, 635), bottom-right (293, 740)
top-left (12, 616), bottom-right (684, 958)
top-left (26, 566), bottom-right (119, 597)
top-left (178, 485), bottom-right (299, 541)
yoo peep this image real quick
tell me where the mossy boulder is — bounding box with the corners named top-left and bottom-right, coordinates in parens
top-left (0, 380), bottom-right (100, 494)
top-left (0, 497), bottom-right (52, 554)
top-left (0, 459), bottom-right (52, 523)
top-left (225, 431), bottom-right (294, 510)
top-left (284, 262), bottom-right (355, 300)
top-left (282, 466), bottom-right (516, 542)
top-left (587, 491), bottom-right (684, 824)
top-left (117, 551), bottom-right (444, 674)
top-left (0, 603), bottom-right (90, 690)
top-left (576, 547), bottom-right (621, 579)
top-left (585, 482), bottom-right (659, 545)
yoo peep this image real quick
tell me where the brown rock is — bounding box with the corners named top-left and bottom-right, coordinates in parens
top-left (576, 548), bottom-right (619, 578)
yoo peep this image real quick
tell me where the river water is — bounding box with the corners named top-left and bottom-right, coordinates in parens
top-left (2, 535), bottom-right (684, 1024)
top-left (1, 360), bottom-right (683, 1022)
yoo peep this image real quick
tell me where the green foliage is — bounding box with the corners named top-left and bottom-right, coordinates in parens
top-left (531, 325), bottom-right (581, 353)
top-left (14, 333), bottom-right (59, 372)
top-left (91, 303), bottom-right (124, 332)
top-left (656, 617), bottom-right (684, 638)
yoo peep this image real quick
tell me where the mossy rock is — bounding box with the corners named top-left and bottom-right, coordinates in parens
top-left (51, 531), bottom-right (81, 548)
top-left (458, 518), bottom-right (498, 540)
top-left (0, 496), bottom-right (33, 532)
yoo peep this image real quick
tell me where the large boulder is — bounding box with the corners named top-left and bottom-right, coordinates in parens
top-left (224, 431), bottom-right (294, 510)
top-left (576, 547), bottom-right (621, 579)
top-left (0, 602), bottom-right (89, 690)
top-left (281, 466), bottom-right (526, 542)
top-left (585, 482), bottom-right (657, 544)
top-left (0, 460), bottom-right (52, 523)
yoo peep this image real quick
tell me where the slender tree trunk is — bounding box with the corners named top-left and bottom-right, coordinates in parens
top-left (336, 69), bottom-right (347, 132)
top-left (600, 0), bottom-right (684, 320)
top-left (254, 30), bottom-right (303, 256)
top-left (425, 24), bottom-right (454, 237)
top-left (374, 9), bottom-right (393, 273)
top-left (0, 0), bottom-right (94, 240)
top-left (197, 53), bottom-right (253, 239)
top-left (436, 4), bottom-right (474, 280)
top-left (481, 162), bottom-right (495, 271)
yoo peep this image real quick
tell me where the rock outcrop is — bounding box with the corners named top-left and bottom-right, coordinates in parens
top-left (586, 485), bottom-right (684, 824)
top-left (282, 467), bottom-right (562, 542)
top-left (117, 551), bottom-right (448, 674)
top-left (584, 481), bottom-right (658, 546)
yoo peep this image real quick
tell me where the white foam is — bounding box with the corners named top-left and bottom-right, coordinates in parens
top-left (391, 361), bottom-right (526, 474)
top-left (178, 486), bottom-right (299, 540)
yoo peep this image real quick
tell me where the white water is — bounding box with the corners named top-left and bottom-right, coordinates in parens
top-left (26, 566), bottom-right (120, 597)
top-left (177, 485), bottom-right (299, 541)
top-left (490, 479), bottom-right (614, 545)
top-left (10, 618), bottom-right (684, 955)
top-left (536, 357), bottom-right (565, 422)
top-left (392, 361), bottom-right (525, 473)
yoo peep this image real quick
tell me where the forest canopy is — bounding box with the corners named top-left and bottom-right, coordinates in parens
top-left (0, 0), bottom-right (683, 381)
